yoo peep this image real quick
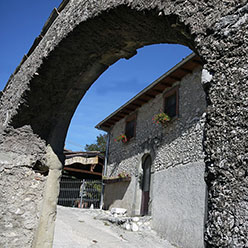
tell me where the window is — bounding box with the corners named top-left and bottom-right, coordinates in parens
top-left (125, 114), bottom-right (136, 140)
top-left (164, 87), bottom-right (179, 119)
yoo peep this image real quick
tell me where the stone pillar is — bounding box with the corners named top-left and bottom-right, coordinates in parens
top-left (0, 152), bottom-right (47, 248)
top-left (200, 4), bottom-right (248, 246)
top-left (32, 146), bottom-right (62, 248)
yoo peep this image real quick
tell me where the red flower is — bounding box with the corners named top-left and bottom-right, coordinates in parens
top-left (152, 111), bottom-right (171, 126)
top-left (115, 134), bottom-right (128, 143)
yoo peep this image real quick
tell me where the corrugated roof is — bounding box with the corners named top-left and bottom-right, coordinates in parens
top-left (64, 149), bottom-right (104, 159)
top-left (96, 53), bottom-right (202, 131)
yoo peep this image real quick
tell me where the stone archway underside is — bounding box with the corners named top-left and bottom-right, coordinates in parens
top-left (0, 1), bottom-right (247, 247)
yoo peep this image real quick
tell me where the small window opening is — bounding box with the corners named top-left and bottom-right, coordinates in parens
top-left (125, 115), bottom-right (136, 139)
top-left (164, 87), bottom-right (179, 118)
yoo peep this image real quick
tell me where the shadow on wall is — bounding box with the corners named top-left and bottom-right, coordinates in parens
top-left (103, 180), bottom-right (131, 210)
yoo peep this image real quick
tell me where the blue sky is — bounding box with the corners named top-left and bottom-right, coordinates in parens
top-left (0, 1), bottom-right (192, 151)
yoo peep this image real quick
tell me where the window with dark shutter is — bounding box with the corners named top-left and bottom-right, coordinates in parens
top-left (125, 114), bottom-right (136, 139)
top-left (164, 87), bottom-right (179, 119)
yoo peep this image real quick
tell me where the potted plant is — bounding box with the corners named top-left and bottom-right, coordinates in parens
top-left (152, 111), bottom-right (171, 127)
top-left (114, 134), bottom-right (128, 143)
top-left (117, 172), bottom-right (130, 179)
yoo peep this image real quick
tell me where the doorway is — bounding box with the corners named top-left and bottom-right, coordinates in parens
top-left (140, 154), bottom-right (152, 216)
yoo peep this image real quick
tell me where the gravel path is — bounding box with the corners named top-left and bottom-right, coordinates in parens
top-left (53, 206), bottom-right (176, 248)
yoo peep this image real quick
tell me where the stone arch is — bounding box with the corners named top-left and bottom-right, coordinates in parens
top-left (140, 151), bottom-right (156, 172)
top-left (0, 1), bottom-right (247, 247)
top-left (3, 6), bottom-right (196, 157)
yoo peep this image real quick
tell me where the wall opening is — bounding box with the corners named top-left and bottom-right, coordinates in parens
top-left (140, 154), bottom-right (152, 216)
top-left (1, 4), bottom-right (209, 248)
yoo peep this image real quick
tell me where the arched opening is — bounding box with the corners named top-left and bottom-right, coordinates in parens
top-left (95, 49), bottom-right (206, 248)
top-left (2, 4), bottom-right (203, 246)
top-left (7, 6), bottom-right (196, 157)
top-left (65, 43), bottom-right (192, 152)
top-left (1, 1), bottom-right (230, 248)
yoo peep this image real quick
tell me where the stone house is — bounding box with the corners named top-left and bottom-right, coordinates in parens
top-left (96, 53), bottom-right (207, 248)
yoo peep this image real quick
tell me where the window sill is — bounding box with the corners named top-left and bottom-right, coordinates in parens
top-left (103, 177), bottom-right (131, 184)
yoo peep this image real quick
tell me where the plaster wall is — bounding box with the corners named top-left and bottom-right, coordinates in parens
top-left (152, 161), bottom-right (207, 248)
top-left (103, 176), bottom-right (139, 215)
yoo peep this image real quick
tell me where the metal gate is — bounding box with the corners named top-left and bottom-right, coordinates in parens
top-left (58, 178), bottom-right (102, 208)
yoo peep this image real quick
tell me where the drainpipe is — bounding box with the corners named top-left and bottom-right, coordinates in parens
top-left (100, 132), bottom-right (110, 209)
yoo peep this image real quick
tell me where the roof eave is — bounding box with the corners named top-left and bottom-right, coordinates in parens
top-left (95, 52), bottom-right (201, 131)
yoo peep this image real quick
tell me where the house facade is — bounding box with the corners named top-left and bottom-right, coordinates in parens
top-left (96, 53), bottom-right (207, 248)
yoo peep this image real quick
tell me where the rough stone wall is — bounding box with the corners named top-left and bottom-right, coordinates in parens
top-left (200, 5), bottom-right (248, 247)
top-left (0, 156), bottom-right (46, 248)
top-left (108, 67), bottom-right (206, 176)
top-left (0, 0), bottom-right (247, 247)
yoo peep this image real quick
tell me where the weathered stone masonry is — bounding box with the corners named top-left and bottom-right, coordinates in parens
top-left (107, 67), bottom-right (205, 176)
top-left (0, 0), bottom-right (247, 247)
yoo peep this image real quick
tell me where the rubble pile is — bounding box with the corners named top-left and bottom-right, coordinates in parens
top-left (96, 208), bottom-right (152, 232)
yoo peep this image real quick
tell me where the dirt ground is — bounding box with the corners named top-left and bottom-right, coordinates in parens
top-left (53, 206), bottom-right (176, 248)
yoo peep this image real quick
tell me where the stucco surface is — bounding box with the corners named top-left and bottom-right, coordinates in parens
top-left (0, 0), bottom-right (247, 247)
top-left (152, 161), bottom-right (207, 248)
top-left (103, 176), bottom-right (139, 216)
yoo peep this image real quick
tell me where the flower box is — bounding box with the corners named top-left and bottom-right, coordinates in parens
top-left (152, 111), bottom-right (171, 127)
top-left (114, 134), bottom-right (128, 143)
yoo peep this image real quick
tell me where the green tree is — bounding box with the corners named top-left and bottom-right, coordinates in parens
top-left (84, 134), bottom-right (107, 153)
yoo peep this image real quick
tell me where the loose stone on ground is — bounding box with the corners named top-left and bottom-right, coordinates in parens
top-left (96, 207), bottom-right (152, 232)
